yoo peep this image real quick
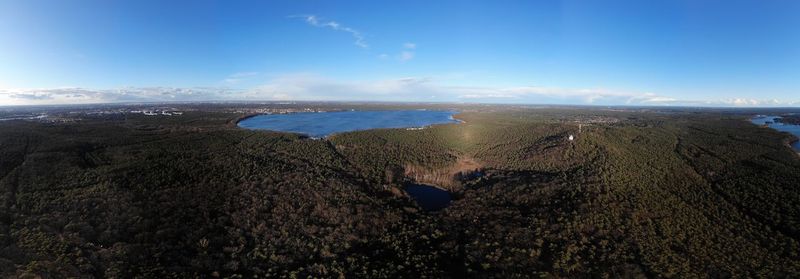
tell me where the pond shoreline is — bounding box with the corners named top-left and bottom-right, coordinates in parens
top-left (404, 182), bottom-right (452, 211)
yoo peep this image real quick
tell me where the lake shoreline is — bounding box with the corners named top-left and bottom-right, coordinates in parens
top-left (749, 115), bottom-right (800, 154)
top-left (233, 113), bottom-right (260, 124)
top-left (238, 110), bottom-right (462, 138)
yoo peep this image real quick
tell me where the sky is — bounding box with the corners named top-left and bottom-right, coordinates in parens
top-left (0, 0), bottom-right (798, 106)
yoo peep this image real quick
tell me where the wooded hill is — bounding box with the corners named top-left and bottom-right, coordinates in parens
top-left (1, 106), bottom-right (799, 277)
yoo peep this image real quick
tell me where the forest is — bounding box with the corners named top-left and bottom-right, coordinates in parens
top-left (777, 114), bottom-right (800, 125)
top-left (1, 104), bottom-right (799, 278)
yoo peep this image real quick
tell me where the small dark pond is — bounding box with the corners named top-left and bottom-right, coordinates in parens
top-left (405, 184), bottom-right (451, 211)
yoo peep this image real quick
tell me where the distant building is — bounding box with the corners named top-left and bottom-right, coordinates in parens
top-left (568, 135), bottom-right (574, 141)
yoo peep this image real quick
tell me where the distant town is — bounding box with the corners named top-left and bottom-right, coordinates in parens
top-left (0, 103), bottom-right (346, 123)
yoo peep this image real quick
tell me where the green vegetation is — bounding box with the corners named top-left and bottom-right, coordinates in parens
top-left (1, 106), bottom-right (799, 277)
top-left (777, 114), bottom-right (800, 125)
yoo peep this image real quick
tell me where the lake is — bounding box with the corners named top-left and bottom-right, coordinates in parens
top-left (405, 183), bottom-right (451, 211)
top-left (751, 115), bottom-right (800, 151)
top-left (238, 110), bottom-right (460, 138)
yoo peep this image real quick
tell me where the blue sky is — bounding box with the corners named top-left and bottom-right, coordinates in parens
top-left (0, 0), bottom-right (798, 106)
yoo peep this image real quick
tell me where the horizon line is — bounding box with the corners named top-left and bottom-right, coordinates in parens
top-left (2, 100), bottom-right (800, 110)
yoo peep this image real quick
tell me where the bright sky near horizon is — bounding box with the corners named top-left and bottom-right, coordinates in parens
top-left (0, 0), bottom-right (798, 106)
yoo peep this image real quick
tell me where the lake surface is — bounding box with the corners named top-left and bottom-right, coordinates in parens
top-left (405, 183), bottom-right (451, 211)
top-left (751, 115), bottom-right (800, 151)
top-left (238, 110), bottom-right (460, 138)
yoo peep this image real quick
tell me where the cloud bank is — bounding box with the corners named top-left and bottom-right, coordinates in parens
top-left (3, 75), bottom-right (798, 107)
top-left (0, 87), bottom-right (239, 106)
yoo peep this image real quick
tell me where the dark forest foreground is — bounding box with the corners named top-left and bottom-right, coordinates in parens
top-left (1, 105), bottom-right (799, 278)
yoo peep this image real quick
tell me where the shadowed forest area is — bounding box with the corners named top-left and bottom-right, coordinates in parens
top-left (1, 106), bottom-right (799, 277)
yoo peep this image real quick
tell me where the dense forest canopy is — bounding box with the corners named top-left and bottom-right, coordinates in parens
top-left (777, 115), bottom-right (800, 125)
top-left (1, 103), bottom-right (799, 278)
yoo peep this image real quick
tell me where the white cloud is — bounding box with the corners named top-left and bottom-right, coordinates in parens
top-left (243, 74), bottom-right (666, 104)
top-left (245, 75), bottom-right (800, 106)
top-left (246, 74), bottom-right (432, 101)
top-left (378, 43), bottom-right (417, 62)
top-left (0, 87), bottom-right (240, 105)
top-left (623, 93), bottom-right (678, 104)
top-left (293, 15), bottom-right (368, 48)
top-left (717, 98), bottom-right (797, 107)
top-left (398, 51), bottom-right (415, 62)
top-left (293, 15), bottom-right (420, 61)
top-left (2, 76), bottom-right (799, 107)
